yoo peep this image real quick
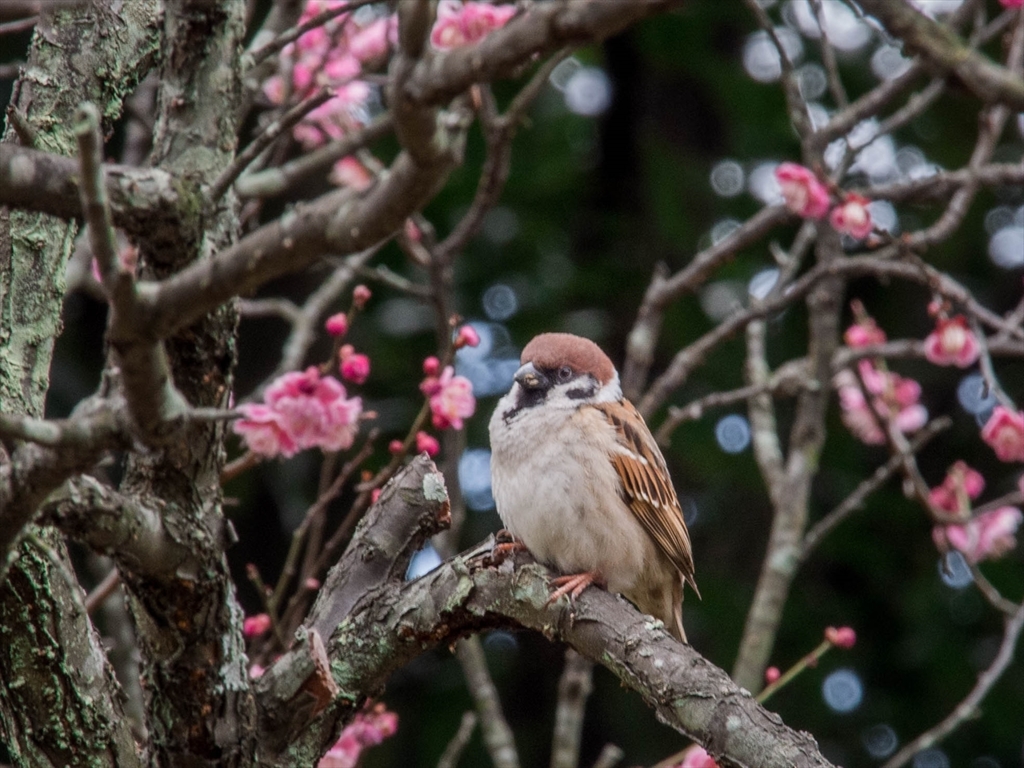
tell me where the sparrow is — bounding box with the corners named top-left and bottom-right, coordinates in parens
top-left (488, 332), bottom-right (698, 642)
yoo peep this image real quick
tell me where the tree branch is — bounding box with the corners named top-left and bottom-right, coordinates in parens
top-left (856, 0), bottom-right (1024, 110)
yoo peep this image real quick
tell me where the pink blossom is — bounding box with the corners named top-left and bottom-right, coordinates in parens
top-left (234, 368), bottom-right (362, 457)
top-left (243, 614), bottom-right (272, 638)
top-left (844, 318), bottom-right (886, 348)
top-left (249, 664), bottom-right (266, 679)
top-left (370, 488), bottom-right (382, 504)
top-left (318, 704), bottom-right (398, 768)
top-left (388, 439), bottom-right (404, 454)
top-left (348, 16), bottom-right (396, 63)
top-left (981, 406), bottom-right (1024, 463)
top-left (430, 0), bottom-right (516, 50)
top-left (352, 284), bottom-right (372, 309)
top-left (835, 366), bottom-right (927, 445)
top-left (422, 356), bottom-right (441, 377)
top-left (935, 506), bottom-right (1023, 564)
top-left (923, 315), bottom-right (979, 368)
top-left (929, 461), bottom-right (985, 514)
top-left (676, 745), bottom-right (719, 768)
top-left (774, 162), bottom-right (830, 219)
top-left (764, 666), bottom-right (781, 684)
top-left (825, 626), bottom-right (856, 649)
top-left (325, 313), bottom-right (349, 337)
top-left (999, 0), bottom-right (1023, 8)
top-left (454, 324), bottom-right (481, 349)
top-left (829, 192), bottom-right (873, 239)
top-left (304, 577), bottom-right (321, 590)
top-left (330, 155), bottom-right (373, 190)
top-left (339, 345), bottom-right (371, 385)
top-left (420, 365), bottom-right (476, 430)
top-left (416, 431), bottom-right (440, 457)
top-left (233, 404), bottom-right (299, 457)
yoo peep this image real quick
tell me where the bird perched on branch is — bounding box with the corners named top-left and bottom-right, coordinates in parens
top-left (489, 332), bottom-right (698, 642)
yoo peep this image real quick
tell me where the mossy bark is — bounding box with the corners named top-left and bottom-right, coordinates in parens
top-left (0, 2), bottom-right (158, 765)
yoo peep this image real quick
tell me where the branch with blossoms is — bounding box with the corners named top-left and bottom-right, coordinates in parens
top-left (3, 0), bottom-right (1024, 766)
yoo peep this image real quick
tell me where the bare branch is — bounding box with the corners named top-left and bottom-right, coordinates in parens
top-left (880, 600), bottom-right (1024, 768)
top-left (856, 0), bottom-right (1024, 110)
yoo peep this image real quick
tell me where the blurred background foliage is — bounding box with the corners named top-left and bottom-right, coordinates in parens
top-left (4, 1), bottom-right (1023, 766)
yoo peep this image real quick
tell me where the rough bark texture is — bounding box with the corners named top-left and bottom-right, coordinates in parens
top-left (0, 1), bottom-right (159, 763)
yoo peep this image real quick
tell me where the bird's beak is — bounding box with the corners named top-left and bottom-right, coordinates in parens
top-left (514, 362), bottom-right (548, 391)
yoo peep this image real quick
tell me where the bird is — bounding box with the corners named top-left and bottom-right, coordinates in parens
top-left (488, 332), bottom-right (698, 642)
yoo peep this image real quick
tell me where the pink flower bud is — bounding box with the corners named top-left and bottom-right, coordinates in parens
top-left (423, 356), bottom-right (441, 376)
top-left (388, 440), bottom-right (404, 454)
top-left (415, 431), bottom-right (440, 457)
top-left (339, 346), bottom-right (371, 385)
top-left (304, 578), bottom-right (321, 590)
top-left (829, 193), bottom-right (873, 240)
top-left (923, 315), bottom-right (979, 368)
top-left (371, 488), bottom-right (382, 503)
top-left (325, 313), bottom-right (349, 337)
top-left (825, 626), bottom-right (857, 649)
top-left (454, 324), bottom-right (480, 349)
top-left (249, 663), bottom-right (266, 679)
top-left (243, 613), bottom-right (272, 638)
top-left (764, 666), bottom-right (781, 684)
top-left (999, 0), bottom-right (1023, 8)
top-left (352, 284), bottom-right (372, 309)
top-left (775, 162), bottom-right (830, 219)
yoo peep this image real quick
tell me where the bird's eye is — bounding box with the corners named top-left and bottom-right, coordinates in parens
top-left (557, 366), bottom-right (573, 382)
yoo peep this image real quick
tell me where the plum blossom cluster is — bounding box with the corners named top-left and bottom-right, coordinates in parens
top-left (233, 367), bottom-right (362, 457)
top-left (262, 1), bottom-right (514, 185)
top-left (262, 1), bottom-right (392, 150)
top-left (430, 0), bottom-right (517, 50)
top-left (834, 303), bottom-right (927, 445)
top-left (420, 358), bottom-right (476, 430)
top-left (933, 506), bottom-right (1023, 565)
top-left (928, 461), bottom-right (1023, 564)
top-left (318, 703), bottom-right (398, 768)
top-left (774, 162), bottom-right (873, 239)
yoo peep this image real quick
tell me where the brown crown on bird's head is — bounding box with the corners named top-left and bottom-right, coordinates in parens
top-left (519, 333), bottom-right (616, 385)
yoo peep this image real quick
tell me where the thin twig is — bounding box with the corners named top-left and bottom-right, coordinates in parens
top-left (550, 649), bottom-right (594, 768)
top-left (84, 568), bottom-right (121, 614)
top-left (234, 112), bottom-right (395, 199)
top-left (437, 712), bottom-right (478, 768)
top-left (250, 0), bottom-right (378, 65)
top-left (800, 417), bottom-right (951, 560)
top-left (808, 0), bottom-right (848, 107)
top-left (591, 745), bottom-right (624, 768)
top-left (456, 637), bottom-right (521, 768)
top-left (209, 87), bottom-right (334, 203)
top-left (880, 600), bottom-right (1024, 768)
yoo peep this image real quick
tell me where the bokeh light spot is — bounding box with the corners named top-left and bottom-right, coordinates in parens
top-left (938, 551), bottom-right (973, 590)
top-left (459, 448), bottom-right (495, 512)
top-left (406, 544), bottom-right (442, 580)
top-left (710, 160), bottom-right (745, 197)
top-left (482, 284), bottom-right (519, 321)
top-left (862, 723), bottom-right (899, 759)
top-left (957, 373), bottom-right (996, 416)
top-left (822, 668), bottom-right (863, 713)
top-left (912, 748), bottom-right (950, 768)
top-left (715, 414), bottom-right (751, 454)
top-left (564, 66), bottom-right (613, 116)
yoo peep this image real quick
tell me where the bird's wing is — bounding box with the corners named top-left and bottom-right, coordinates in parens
top-left (593, 400), bottom-right (699, 597)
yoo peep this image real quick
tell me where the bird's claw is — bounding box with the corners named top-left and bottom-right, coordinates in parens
top-left (546, 571), bottom-right (602, 607)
